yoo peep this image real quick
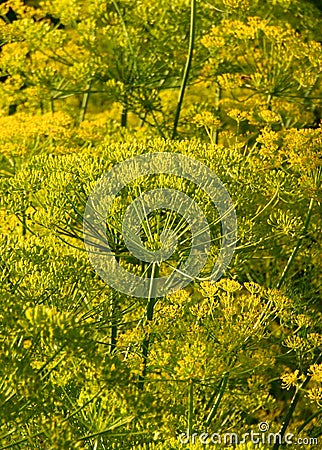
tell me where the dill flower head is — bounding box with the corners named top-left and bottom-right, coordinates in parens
top-left (280, 370), bottom-right (305, 390)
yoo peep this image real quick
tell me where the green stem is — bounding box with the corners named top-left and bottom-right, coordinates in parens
top-left (188, 379), bottom-right (194, 438)
top-left (267, 93), bottom-right (272, 110)
top-left (213, 86), bottom-right (221, 145)
top-left (138, 263), bottom-right (159, 390)
top-left (110, 298), bottom-right (118, 354)
top-left (121, 102), bottom-right (128, 128)
top-left (79, 80), bottom-right (92, 123)
top-left (172, 0), bottom-right (196, 139)
top-left (50, 98), bottom-right (55, 114)
top-left (276, 197), bottom-right (314, 289)
top-left (22, 210), bottom-right (27, 236)
top-left (112, 0), bottom-right (137, 74)
top-left (297, 407), bottom-right (322, 434)
top-left (205, 372), bottom-right (229, 427)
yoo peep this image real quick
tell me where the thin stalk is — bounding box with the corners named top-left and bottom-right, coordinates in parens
top-left (121, 102), bottom-right (128, 128)
top-left (110, 253), bottom-right (121, 353)
top-left (205, 372), bottom-right (229, 427)
top-left (79, 80), bottom-right (92, 123)
top-left (22, 210), bottom-right (27, 237)
top-left (76, 430), bottom-right (146, 442)
top-left (272, 386), bottom-right (300, 450)
top-left (297, 407), bottom-right (322, 434)
top-left (113, 0), bottom-right (137, 128)
top-left (138, 263), bottom-right (159, 390)
top-left (172, 0), bottom-right (196, 139)
top-left (267, 93), bottom-right (272, 110)
top-left (234, 120), bottom-right (240, 150)
top-left (188, 379), bottom-right (194, 438)
top-left (276, 197), bottom-right (314, 289)
top-left (151, 109), bottom-right (166, 138)
top-left (50, 98), bottom-right (55, 114)
top-left (110, 297), bottom-right (118, 354)
top-left (140, 111), bottom-right (148, 127)
top-left (213, 86), bottom-right (221, 145)
top-left (112, 0), bottom-right (137, 73)
top-left (21, 191), bottom-right (27, 236)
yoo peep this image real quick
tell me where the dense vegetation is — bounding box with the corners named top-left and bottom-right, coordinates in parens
top-left (0, 0), bottom-right (322, 448)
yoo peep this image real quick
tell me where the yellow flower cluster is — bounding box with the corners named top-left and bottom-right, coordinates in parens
top-left (283, 335), bottom-right (307, 351)
top-left (282, 127), bottom-right (322, 172)
top-left (307, 387), bottom-right (322, 407)
top-left (280, 370), bottom-right (305, 390)
top-left (308, 364), bottom-right (322, 382)
top-left (0, 112), bottom-right (73, 156)
top-left (223, 0), bottom-right (253, 13)
top-left (227, 109), bottom-right (249, 123)
top-left (40, 0), bottom-right (81, 25)
top-left (258, 109), bottom-right (281, 124)
top-left (4, 0), bottom-right (35, 18)
top-left (192, 111), bottom-right (221, 129)
top-left (200, 12), bottom-right (322, 138)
